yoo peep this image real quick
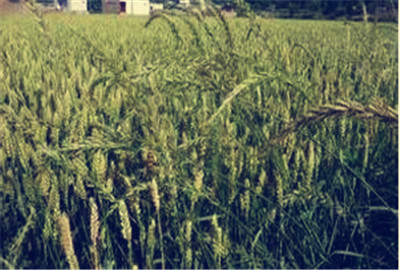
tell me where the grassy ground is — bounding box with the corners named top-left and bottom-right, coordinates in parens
top-left (0, 5), bottom-right (398, 269)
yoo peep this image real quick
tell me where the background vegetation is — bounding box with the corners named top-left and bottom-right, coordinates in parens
top-left (242, 0), bottom-right (398, 21)
top-left (0, 2), bottom-right (398, 269)
top-left (28, 0), bottom-right (399, 21)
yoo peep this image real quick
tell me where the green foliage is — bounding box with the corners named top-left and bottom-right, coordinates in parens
top-left (0, 7), bottom-right (398, 269)
top-left (233, 0), bottom-right (252, 17)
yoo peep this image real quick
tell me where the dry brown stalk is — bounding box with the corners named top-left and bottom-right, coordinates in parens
top-left (271, 100), bottom-right (398, 144)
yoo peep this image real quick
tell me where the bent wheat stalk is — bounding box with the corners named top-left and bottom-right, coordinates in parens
top-left (205, 75), bottom-right (262, 126)
top-left (271, 100), bottom-right (398, 144)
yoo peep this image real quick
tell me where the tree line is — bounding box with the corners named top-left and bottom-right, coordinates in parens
top-left (217, 0), bottom-right (398, 21)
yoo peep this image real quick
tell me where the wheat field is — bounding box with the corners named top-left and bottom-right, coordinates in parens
top-left (0, 3), bottom-right (398, 269)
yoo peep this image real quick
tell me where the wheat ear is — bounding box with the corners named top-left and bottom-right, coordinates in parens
top-left (272, 100), bottom-right (398, 144)
top-left (90, 198), bottom-right (100, 270)
top-left (58, 213), bottom-right (80, 270)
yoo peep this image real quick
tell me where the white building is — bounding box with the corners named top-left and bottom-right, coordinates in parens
top-left (179, 0), bottom-right (190, 7)
top-left (105, 0), bottom-right (150, 15)
top-left (126, 0), bottom-right (149, 15)
top-left (149, 3), bottom-right (163, 14)
top-left (66, 0), bottom-right (87, 12)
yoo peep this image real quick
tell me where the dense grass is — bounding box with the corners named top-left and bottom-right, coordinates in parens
top-left (0, 5), bottom-right (398, 269)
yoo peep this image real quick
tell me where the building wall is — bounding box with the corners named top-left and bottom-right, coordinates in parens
top-left (150, 3), bottom-right (163, 12)
top-left (180, 0), bottom-right (190, 7)
top-left (103, 0), bottom-right (119, 13)
top-left (68, 0), bottom-right (87, 12)
top-left (126, 0), bottom-right (149, 15)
